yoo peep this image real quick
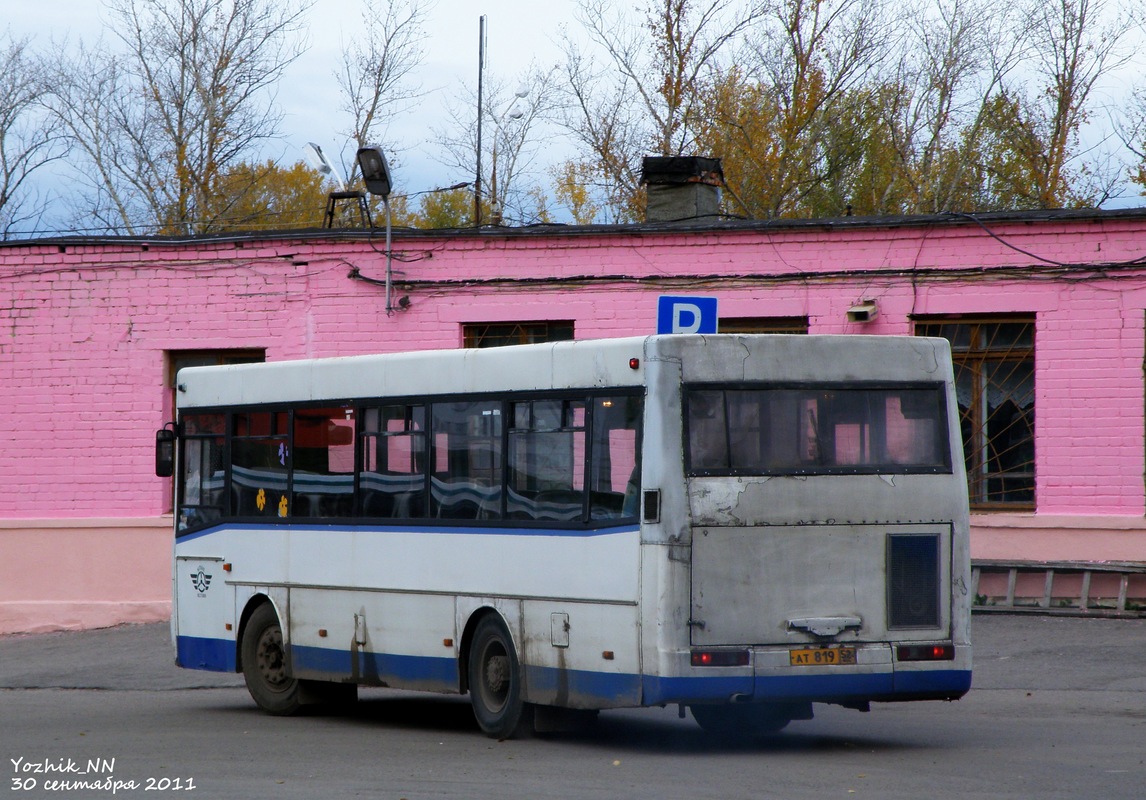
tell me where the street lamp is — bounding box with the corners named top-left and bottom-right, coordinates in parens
top-left (489, 87), bottom-right (529, 226)
top-left (357, 146), bottom-right (393, 198)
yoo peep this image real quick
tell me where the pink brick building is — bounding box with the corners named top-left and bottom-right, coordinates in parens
top-left (3, 206), bottom-right (1146, 632)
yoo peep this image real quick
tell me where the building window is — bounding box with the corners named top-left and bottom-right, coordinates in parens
top-left (463, 321), bottom-right (574, 348)
top-left (915, 317), bottom-right (1034, 509)
top-left (165, 350), bottom-right (265, 514)
top-left (167, 349), bottom-right (266, 389)
top-left (719, 316), bottom-right (809, 334)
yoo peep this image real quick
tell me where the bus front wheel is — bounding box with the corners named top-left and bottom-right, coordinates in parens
top-left (241, 603), bottom-right (303, 716)
top-left (468, 614), bottom-right (532, 739)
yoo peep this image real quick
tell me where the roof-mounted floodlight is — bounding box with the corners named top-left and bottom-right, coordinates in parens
top-left (357, 146), bottom-right (393, 198)
top-left (304, 142), bottom-right (347, 191)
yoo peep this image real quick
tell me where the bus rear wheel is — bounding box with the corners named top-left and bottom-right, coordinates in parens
top-left (468, 615), bottom-right (532, 739)
top-left (241, 603), bottom-right (303, 716)
top-left (690, 703), bottom-right (795, 737)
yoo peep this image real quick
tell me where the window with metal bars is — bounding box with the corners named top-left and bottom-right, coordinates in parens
top-left (915, 317), bottom-right (1034, 509)
top-left (462, 321), bottom-right (574, 348)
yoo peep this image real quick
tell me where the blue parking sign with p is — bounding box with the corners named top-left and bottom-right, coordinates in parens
top-left (657, 296), bottom-right (718, 334)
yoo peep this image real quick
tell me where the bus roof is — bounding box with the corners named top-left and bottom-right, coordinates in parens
top-left (175, 334), bottom-right (953, 409)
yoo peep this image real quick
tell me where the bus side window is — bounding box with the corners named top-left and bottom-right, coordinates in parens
top-left (590, 395), bottom-right (641, 520)
top-left (177, 413), bottom-right (225, 533)
top-left (292, 407), bottom-right (356, 518)
top-left (231, 411), bottom-right (290, 518)
top-left (360, 405), bottom-right (426, 519)
top-left (431, 401), bottom-right (503, 520)
top-left (508, 399), bottom-right (586, 522)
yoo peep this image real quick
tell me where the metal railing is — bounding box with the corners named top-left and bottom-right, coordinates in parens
top-left (971, 559), bottom-right (1146, 618)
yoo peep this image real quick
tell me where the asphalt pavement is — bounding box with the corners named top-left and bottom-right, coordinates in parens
top-left (1, 613), bottom-right (1144, 800)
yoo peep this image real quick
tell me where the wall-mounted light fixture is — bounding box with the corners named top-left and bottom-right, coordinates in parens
top-left (847, 299), bottom-right (879, 323)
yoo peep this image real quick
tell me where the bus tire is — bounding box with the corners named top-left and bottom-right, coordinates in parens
top-left (468, 614), bottom-right (532, 739)
top-left (241, 603), bottom-right (303, 716)
top-left (690, 703), bottom-right (793, 737)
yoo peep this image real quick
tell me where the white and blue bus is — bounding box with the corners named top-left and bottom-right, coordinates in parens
top-left (160, 334), bottom-right (971, 737)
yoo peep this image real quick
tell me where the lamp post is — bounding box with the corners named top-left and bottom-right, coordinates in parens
top-left (474, 16), bottom-right (486, 227)
top-left (488, 87), bottom-right (528, 226)
top-left (356, 146), bottom-right (397, 313)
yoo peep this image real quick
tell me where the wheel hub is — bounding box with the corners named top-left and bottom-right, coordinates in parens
top-left (484, 654), bottom-right (508, 694)
top-left (256, 628), bottom-right (289, 688)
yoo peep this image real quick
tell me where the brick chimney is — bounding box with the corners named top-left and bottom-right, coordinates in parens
top-left (640, 156), bottom-right (724, 223)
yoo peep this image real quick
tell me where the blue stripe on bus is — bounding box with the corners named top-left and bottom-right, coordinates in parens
top-left (175, 522), bottom-right (640, 544)
top-left (174, 636), bottom-right (972, 707)
top-left (642, 669), bottom-right (972, 706)
top-left (291, 645), bottom-right (459, 690)
top-left (894, 669), bottom-right (973, 695)
top-left (176, 635), bottom-right (237, 673)
top-left (641, 675), bottom-right (756, 705)
top-left (525, 665), bottom-right (643, 707)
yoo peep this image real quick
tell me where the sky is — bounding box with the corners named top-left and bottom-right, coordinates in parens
top-left (5, 0), bottom-right (581, 230)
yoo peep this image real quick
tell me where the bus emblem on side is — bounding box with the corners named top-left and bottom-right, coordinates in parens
top-left (191, 567), bottom-right (213, 596)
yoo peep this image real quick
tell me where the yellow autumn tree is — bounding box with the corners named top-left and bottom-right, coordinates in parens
top-left (407, 188), bottom-right (474, 229)
top-left (210, 161), bottom-right (329, 231)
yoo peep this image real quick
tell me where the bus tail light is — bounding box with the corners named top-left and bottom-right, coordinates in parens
top-left (896, 644), bottom-right (955, 662)
top-left (691, 650), bottom-right (749, 667)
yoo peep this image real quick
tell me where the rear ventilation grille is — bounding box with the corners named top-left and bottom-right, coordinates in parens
top-left (887, 534), bottom-right (940, 628)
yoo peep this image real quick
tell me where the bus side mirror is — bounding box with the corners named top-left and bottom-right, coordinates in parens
top-left (155, 426), bottom-right (176, 478)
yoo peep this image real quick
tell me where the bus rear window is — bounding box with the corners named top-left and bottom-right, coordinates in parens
top-left (686, 385), bottom-right (951, 475)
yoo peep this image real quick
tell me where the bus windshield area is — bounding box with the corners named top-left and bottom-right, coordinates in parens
top-left (686, 384), bottom-right (951, 475)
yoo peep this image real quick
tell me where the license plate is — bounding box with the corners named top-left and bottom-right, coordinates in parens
top-left (789, 646), bottom-right (857, 666)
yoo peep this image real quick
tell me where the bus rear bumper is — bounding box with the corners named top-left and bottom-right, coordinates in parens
top-left (642, 668), bottom-right (972, 707)
top-left (642, 644), bottom-right (971, 706)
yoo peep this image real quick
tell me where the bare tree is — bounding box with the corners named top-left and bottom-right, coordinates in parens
top-left (0, 33), bottom-right (67, 237)
top-left (45, 0), bottom-right (310, 234)
top-left (1004, 0), bottom-right (1139, 207)
top-left (336, 0), bottom-right (429, 155)
top-left (44, 41), bottom-right (143, 233)
top-left (559, 0), bottom-right (765, 222)
top-left (871, 0), bottom-right (1033, 213)
top-left (1118, 82), bottom-right (1146, 195)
